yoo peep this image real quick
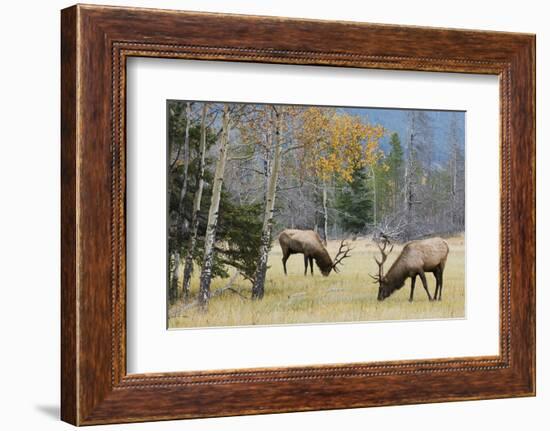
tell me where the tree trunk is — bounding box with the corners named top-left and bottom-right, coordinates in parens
top-left (451, 142), bottom-right (458, 228)
top-left (405, 135), bottom-right (413, 239)
top-left (198, 105), bottom-right (231, 309)
top-left (169, 251), bottom-right (181, 301)
top-left (252, 108), bottom-right (283, 300)
top-left (372, 166), bottom-right (377, 225)
top-left (182, 104), bottom-right (208, 301)
top-left (176, 102), bottom-right (192, 237)
top-left (404, 115), bottom-right (415, 239)
top-left (322, 181), bottom-right (328, 245)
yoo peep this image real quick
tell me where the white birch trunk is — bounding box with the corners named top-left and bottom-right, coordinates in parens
top-left (182, 104), bottom-right (208, 301)
top-left (372, 166), bottom-right (377, 225)
top-left (322, 182), bottom-right (329, 245)
top-left (176, 103), bottom-right (192, 236)
top-left (169, 251), bottom-right (181, 301)
top-left (198, 105), bottom-right (231, 308)
top-left (252, 109), bottom-right (283, 300)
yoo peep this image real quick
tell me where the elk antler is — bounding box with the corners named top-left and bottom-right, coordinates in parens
top-left (332, 240), bottom-right (353, 273)
top-left (371, 236), bottom-right (394, 282)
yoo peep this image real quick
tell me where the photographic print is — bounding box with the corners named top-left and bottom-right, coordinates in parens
top-left (167, 101), bottom-right (465, 329)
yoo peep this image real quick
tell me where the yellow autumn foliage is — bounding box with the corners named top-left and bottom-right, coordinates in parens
top-left (297, 107), bottom-right (384, 183)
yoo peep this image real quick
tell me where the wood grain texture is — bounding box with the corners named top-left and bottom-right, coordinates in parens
top-left (60, 5), bottom-right (78, 425)
top-left (60, 4), bottom-right (535, 425)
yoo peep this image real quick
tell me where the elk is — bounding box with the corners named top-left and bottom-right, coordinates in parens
top-left (371, 236), bottom-right (449, 302)
top-left (278, 229), bottom-right (352, 276)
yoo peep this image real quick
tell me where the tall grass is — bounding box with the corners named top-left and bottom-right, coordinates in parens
top-left (168, 235), bottom-right (465, 329)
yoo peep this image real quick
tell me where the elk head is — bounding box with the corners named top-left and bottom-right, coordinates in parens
top-left (370, 235), bottom-right (394, 301)
top-left (329, 240), bottom-right (353, 275)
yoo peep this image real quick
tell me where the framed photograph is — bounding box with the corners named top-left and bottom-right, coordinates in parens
top-left (61, 4), bottom-right (535, 425)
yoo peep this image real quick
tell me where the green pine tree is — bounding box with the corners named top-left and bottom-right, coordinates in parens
top-left (386, 132), bottom-right (404, 212)
top-left (335, 168), bottom-right (373, 234)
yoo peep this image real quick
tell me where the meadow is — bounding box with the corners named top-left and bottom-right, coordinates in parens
top-left (168, 235), bottom-right (465, 329)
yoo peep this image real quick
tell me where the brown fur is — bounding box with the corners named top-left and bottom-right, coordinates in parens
top-left (377, 237), bottom-right (449, 301)
top-left (278, 229), bottom-right (334, 276)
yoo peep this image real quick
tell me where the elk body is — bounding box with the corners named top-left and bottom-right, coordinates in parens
top-left (278, 229), bottom-right (351, 276)
top-left (372, 236), bottom-right (449, 302)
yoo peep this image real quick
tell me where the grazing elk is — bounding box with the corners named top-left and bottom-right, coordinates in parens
top-left (278, 229), bottom-right (352, 276)
top-left (371, 236), bottom-right (449, 302)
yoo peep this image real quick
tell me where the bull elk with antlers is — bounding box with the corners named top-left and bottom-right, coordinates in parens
top-left (371, 235), bottom-right (449, 302)
top-left (278, 229), bottom-right (352, 276)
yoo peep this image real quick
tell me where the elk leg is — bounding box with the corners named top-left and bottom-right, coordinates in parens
top-left (433, 270), bottom-right (439, 300)
top-left (438, 266), bottom-right (444, 300)
top-left (419, 271), bottom-right (433, 301)
top-left (409, 275), bottom-right (416, 302)
top-left (309, 256), bottom-right (314, 275)
top-left (282, 254), bottom-right (289, 276)
top-left (304, 255), bottom-right (308, 276)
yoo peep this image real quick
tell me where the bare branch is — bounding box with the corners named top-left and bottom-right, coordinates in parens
top-left (281, 143), bottom-right (306, 155)
top-left (228, 153), bottom-right (255, 162)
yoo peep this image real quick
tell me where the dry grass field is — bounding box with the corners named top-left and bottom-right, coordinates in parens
top-left (168, 235), bottom-right (465, 329)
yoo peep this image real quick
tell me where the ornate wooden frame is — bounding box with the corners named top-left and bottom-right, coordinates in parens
top-left (61, 4), bottom-right (535, 425)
